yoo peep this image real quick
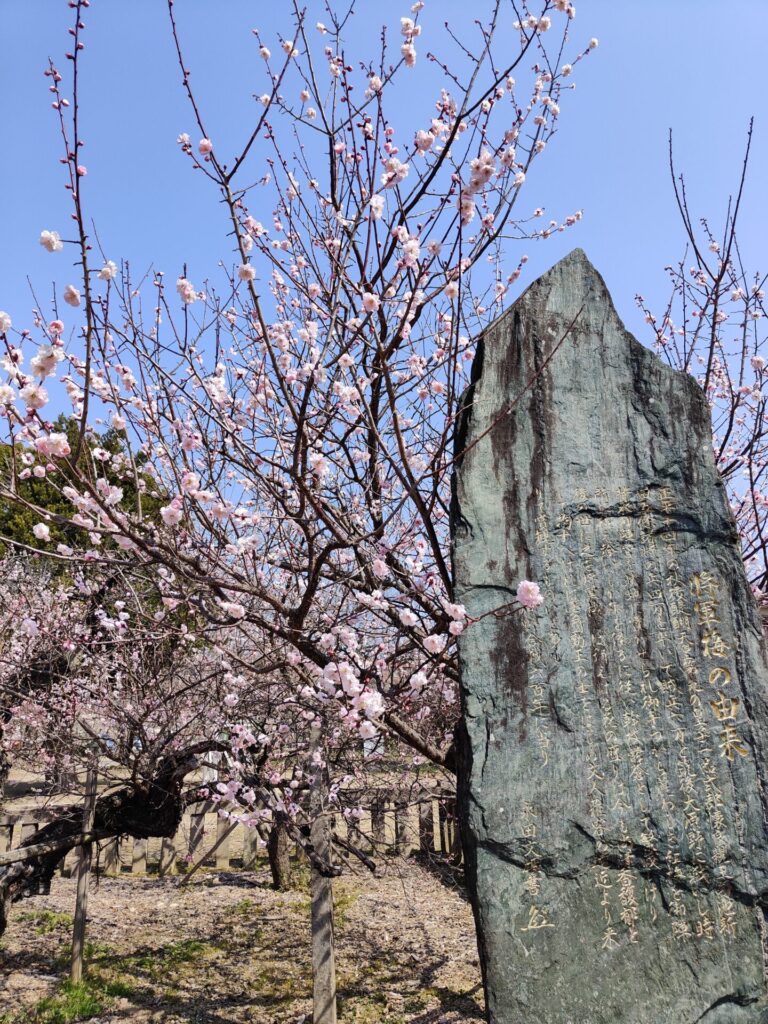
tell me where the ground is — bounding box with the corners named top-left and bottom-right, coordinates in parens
top-left (0, 857), bottom-right (484, 1023)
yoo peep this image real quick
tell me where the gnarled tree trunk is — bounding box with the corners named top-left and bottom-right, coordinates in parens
top-left (0, 753), bottom-right (194, 936)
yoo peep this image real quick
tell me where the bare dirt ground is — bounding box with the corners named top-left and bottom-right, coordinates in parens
top-left (0, 857), bottom-right (485, 1023)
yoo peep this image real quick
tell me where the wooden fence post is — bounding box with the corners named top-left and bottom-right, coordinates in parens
top-left (447, 798), bottom-right (462, 863)
top-left (101, 838), bottom-right (120, 875)
top-left (188, 810), bottom-right (206, 864)
top-left (20, 822), bottom-right (38, 846)
top-left (0, 821), bottom-right (12, 855)
top-left (242, 826), bottom-right (259, 870)
top-left (371, 799), bottom-right (385, 848)
top-left (438, 797), bottom-right (450, 854)
top-left (215, 817), bottom-right (232, 870)
top-left (71, 769), bottom-right (97, 983)
top-left (159, 837), bottom-right (177, 877)
top-left (418, 800), bottom-right (434, 854)
top-left (395, 800), bottom-right (410, 855)
top-left (132, 838), bottom-right (147, 875)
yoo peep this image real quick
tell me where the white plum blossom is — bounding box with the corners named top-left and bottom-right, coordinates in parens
top-left (181, 470), bottom-right (201, 493)
top-left (423, 633), bottom-right (447, 654)
top-left (0, 311), bottom-right (11, 333)
top-left (39, 230), bottom-right (64, 253)
top-left (381, 157), bottom-right (409, 189)
top-left (32, 523), bottom-right (51, 542)
top-left (35, 432), bottom-right (71, 458)
top-left (219, 600), bottom-right (247, 620)
top-left (176, 277), bottom-right (197, 304)
top-left (19, 383), bottom-right (49, 410)
top-left (443, 601), bottom-right (466, 621)
top-left (309, 451), bottom-right (329, 479)
top-left (401, 42), bottom-right (416, 66)
top-left (414, 129), bottom-right (433, 153)
top-left (63, 284), bottom-right (81, 307)
top-left (97, 260), bottom-right (118, 281)
top-left (160, 502), bottom-right (184, 527)
top-left (30, 345), bottom-right (65, 378)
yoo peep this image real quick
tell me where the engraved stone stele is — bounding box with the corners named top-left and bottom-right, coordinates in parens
top-left (452, 249), bottom-right (768, 1023)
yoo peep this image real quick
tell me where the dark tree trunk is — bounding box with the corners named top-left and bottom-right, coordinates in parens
top-left (267, 814), bottom-right (292, 890)
top-left (0, 753), bottom-right (194, 936)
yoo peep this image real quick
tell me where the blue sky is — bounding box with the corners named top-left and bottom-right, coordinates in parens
top-left (2, 1), bottom-right (766, 342)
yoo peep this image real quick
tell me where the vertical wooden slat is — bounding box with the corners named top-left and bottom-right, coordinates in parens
top-left (439, 799), bottom-right (450, 853)
top-left (132, 838), bottom-right (147, 875)
top-left (101, 838), bottom-right (121, 875)
top-left (0, 821), bottom-right (12, 854)
top-left (242, 826), bottom-right (259, 870)
top-left (395, 801), bottom-right (411, 855)
top-left (384, 804), bottom-right (397, 849)
top-left (418, 801), bottom-right (434, 854)
top-left (20, 822), bottom-right (38, 845)
top-left (159, 837), bottom-right (177, 877)
top-left (215, 817), bottom-right (231, 870)
top-left (447, 798), bottom-right (462, 862)
top-left (370, 799), bottom-right (385, 848)
top-left (188, 812), bottom-right (206, 864)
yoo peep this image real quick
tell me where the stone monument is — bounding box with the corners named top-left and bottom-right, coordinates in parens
top-left (453, 249), bottom-right (768, 1023)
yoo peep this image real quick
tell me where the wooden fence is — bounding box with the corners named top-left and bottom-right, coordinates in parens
top-left (0, 791), bottom-right (461, 877)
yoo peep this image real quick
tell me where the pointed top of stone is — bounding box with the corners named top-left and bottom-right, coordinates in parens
top-left (514, 247), bottom-right (615, 327)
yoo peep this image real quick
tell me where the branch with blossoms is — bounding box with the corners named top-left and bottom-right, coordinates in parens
top-left (637, 124), bottom-right (768, 603)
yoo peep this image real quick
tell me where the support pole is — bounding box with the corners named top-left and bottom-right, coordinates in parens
top-left (309, 726), bottom-right (337, 1024)
top-left (70, 768), bottom-right (97, 983)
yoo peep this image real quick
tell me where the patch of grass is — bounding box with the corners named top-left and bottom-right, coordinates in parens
top-left (333, 883), bottom-right (359, 930)
top-left (337, 992), bottom-right (405, 1023)
top-left (228, 897), bottom-right (255, 916)
top-left (121, 937), bottom-right (217, 983)
top-left (25, 980), bottom-right (104, 1024)
top-left (98, 974), bottom-right (136, 999)
top-left (17, 910), bottom-right (74, 935)
top-left (83, 940), bottom-right (113, 960)
top-left (249, 965), bottom-right (311, 1006)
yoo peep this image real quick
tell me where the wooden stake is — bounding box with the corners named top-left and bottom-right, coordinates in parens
top-left (309, 726), bottom-right (337, 1024)
top-left (70, 768), bottom-right (97, 983)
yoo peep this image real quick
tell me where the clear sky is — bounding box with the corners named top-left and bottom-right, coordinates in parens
top-left (2, 1), bottom-right (766, 343)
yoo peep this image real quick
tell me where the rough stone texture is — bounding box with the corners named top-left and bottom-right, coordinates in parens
top-left (453, 249), bottom-right (768, 1023)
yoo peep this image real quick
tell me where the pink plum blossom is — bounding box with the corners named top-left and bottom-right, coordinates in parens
top-left (517, 579), bottom-right (543, 608)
